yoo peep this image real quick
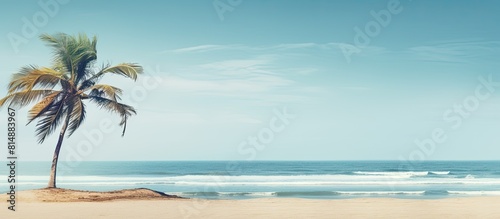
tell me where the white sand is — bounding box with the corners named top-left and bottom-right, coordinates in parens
top-left (2, 190), bottom-right (500, 218)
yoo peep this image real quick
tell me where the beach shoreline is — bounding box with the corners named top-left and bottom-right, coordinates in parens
top-left (2, 189), bottom-right (500, 219)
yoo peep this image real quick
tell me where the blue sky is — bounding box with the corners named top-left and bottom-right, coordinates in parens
top-left (1, 0), bottom-right (500, 161)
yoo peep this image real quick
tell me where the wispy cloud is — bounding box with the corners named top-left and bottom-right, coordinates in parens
top-left (271, 43), bottom-right (320, 50)
top-left (167, 44), bottom-right (243, 53)
top-left (199, 56), bottom-right (278, 76)
top-left (200, 58), bottom-right (269, 70)
top-left (160, 75), bottom-right (293, 93)
top-left (164, 42), bottom-right (336, 54)
top-left (162, 42), bottom-right (392, 65)
top-left (406, 40), bottom-right (500, 63)
top-left (156, 43), bottom-right (329, 109)
top-left (158, 55), bottom-right (295, 94)
top-left (149, 54), bottom-right (316, 107)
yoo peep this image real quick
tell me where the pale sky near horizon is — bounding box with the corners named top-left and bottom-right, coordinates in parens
top-left (1, 0), bottom-right (500, 161)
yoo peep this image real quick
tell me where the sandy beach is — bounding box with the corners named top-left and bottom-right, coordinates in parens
top-left (1, 189), bottom-right (500, 219)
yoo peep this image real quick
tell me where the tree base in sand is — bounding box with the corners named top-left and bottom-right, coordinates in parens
top-left (23, 188), bottom-right (183, 202)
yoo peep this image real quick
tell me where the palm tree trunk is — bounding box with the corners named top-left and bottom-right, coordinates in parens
top-left (47, 114), bottom-right (71, 188)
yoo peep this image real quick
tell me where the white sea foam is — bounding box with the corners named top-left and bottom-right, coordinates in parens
top-left (429, 171), bottom-right (450, 175)
top-left (174, 190), bottom-right (500, 198)
top-left (337, 191), bottom-right (425, 195)
top-left (2, 174), bottom-right (500, 187)
top-left (447, 191), bottom-right (500, 195)
top-left (353, 171), bottom-right (429, 177)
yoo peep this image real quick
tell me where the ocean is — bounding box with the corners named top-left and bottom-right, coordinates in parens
top-left (2, 161), bottom-right (500, 199)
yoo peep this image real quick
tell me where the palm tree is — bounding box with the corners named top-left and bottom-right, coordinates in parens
top-left (0, 33), bottom-right (143, 188)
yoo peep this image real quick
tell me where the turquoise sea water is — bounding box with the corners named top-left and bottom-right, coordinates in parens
top-left (2, 161), bottom-right (500, 199)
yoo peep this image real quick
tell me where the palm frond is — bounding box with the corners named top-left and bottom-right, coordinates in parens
top-left (81, 63), bottom-right (143, 88)
top-left (0, 90), bottom-right (57, 109)
top-left (87, 84), bottom-right (123, 101)
top-left (67, 96), bottom-right (86, 136)
top-left (34, 94), bottom-right (69, 143)
top-left (77, 79), bottom-right (96, 92)
top-left (27, 91), bottom-right (63, 125)
top-left (8, 66), bottom-right (65, 93)
top-left (40, 33), bottom-right (73, 78)
top-left (40, 33), bottom-right (98, 84)
top-left (100, 63), bottom-right (143, 80)
top-left (74, 34), bottom-right (97, 85)
top-left (88, 95), bottom-right (136, 136)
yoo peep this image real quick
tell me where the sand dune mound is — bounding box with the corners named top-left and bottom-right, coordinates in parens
top-left (21, 188), bottom-right (183, 202)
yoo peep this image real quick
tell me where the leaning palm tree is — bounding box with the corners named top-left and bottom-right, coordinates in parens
top-left (0, 33), bottom-right (143, 188)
